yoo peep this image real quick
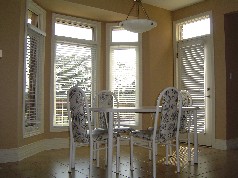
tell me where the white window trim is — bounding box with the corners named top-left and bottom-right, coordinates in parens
top-left (50, 13), bottom-right (101, 132)
top-left (23, 0), bottom-right (46, 138)
top-left (106, 23), bottom-right (142, 129)
top-left (27, 0), bottom-right (46, 32)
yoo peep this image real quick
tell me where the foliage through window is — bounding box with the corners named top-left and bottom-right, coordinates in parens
top-left (52, 14), bottom-right (100, 127)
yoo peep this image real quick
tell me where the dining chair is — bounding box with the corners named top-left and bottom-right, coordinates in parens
top-left (67, 85), bottom-right (119, 177)
top-left (130, 87), bottom-right (183, 177)
top-left (92, 90), bottom-right (134, 173)
top-left (179, 90), bottom-right (193, 161)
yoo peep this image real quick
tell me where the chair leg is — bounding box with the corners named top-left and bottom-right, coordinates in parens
top-left (93, 142), bottom-right (96, 160)
top-left (176, 141), bottom-right (180, 173)
top-left (165, 144), bottom-right (169, 165)
top-left (169, 143), bottom-right (173, 156)
top-left (70, 143), bottom-right (76, 170)
top-left (68, 141), bottom-right (73, 173)
top-left (116, 136), bottom-right (120, 173)
top-left (89, 142), bottom-right (94, 178)
top-left (152, 142), bottom-right (156, 178)
top-left (130, 135), bottom-right (134, 171)
top-left (188, 132), bottom-right (191, 162)
top-left (96, 142), bottom-right (100, 167)
top-left (149, 141), bottom-right (152, 160)
top-left (105, 140), bottom-right (107, 166)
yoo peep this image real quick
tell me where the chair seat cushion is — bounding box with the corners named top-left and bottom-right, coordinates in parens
top-left (90, 128), bottom-right (119, 141)
top-left (114, 126), bottom-right (135, 133)
top-left (131, 130), bottom-right (154, 141)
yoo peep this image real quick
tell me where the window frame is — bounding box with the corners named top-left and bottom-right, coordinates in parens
top-left (23, 0), bottom-right (46, 138)
top-left (106, 23), bottom-right (142, 129)
top-left (50, 13), bottom-right (101, 132)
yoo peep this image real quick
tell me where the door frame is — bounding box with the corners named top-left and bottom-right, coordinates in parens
top-left (173, 11), bottom-right (215, 147)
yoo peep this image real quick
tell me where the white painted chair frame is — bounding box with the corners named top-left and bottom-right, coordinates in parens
top-left (179, 90), bottom-right (193, 161)
top-left (67, 86), bottom-right (118, 177)
top-left (130, 87), bottom-right (183, 178)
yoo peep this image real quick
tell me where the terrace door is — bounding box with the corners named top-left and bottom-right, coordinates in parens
top-left (175, 12), bottom-right (214, 146)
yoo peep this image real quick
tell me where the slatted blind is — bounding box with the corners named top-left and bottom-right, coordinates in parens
top-left (54, 41), bottom-right (97, 126)
top-left (24, 27), bottom-right (43, 134)
top-left (110, 46), bottom-right (138, 125)
top-left (178, 39), bottom-right (205, 133)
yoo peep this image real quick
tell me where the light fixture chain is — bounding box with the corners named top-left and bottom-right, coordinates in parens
top-left (139, 2), bottom-right (150, 19)
top-left (126, 1), bottom-right (136, 20)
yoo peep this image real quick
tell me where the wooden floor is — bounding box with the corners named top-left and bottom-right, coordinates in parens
top-left (1, 144), bottom-right (238, 178)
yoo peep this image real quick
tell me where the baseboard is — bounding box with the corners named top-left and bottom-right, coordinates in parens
top-left (213, 139), bottom-right (227, 150)
top-left (213, 138), bottom-right (238, 150)
top-left (0, 138), bottom-right (69, 163)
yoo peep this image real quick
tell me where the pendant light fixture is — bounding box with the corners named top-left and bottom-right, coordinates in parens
top-left (119, 0), bottom-right (157, 33)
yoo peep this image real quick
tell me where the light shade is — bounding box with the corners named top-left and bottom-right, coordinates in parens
top-left (119, 19), bottom-right (157, 33)
top-left (119, 0), bottom-right (157, 33)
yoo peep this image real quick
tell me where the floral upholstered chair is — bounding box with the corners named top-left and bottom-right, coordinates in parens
top-left (179, 90), bottom-right (193, 161)
top-left (130, 87), bottom-right (182, 178)
top-left (67, 86), bottom-right (119, 177)
top-left (92, 90), bottom-right (134, 172)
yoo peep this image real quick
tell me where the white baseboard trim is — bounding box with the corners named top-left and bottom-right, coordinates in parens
top-left (213, 139), bottom-right (227, 150)
top-left (213, 138), bottom-right (238, 150)
top-left (0, 138), bottom-right (69, 163)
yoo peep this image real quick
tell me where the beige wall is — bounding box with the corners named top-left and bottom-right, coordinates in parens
top-left (172, 0), bottom-right (238, 140)
top-left (0, 0), bottom-right (23, 148)
top-left (0, 0), bottom-right (173, 149)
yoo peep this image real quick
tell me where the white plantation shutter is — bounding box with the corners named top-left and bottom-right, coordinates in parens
top-left (24, 26), bottom-right (44, 135)
top-left (178, 39), bottom-right (205, 133)
top-left (54, 41), bottom-right (97, 126)
top-left (110, 46), bottom-right (138, 125)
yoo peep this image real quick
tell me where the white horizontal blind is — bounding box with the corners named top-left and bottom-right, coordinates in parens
top-left (110, 46), bottom-right (138, 125)
top-left (54, 41), bottom-right (97, 126)
top-left (24, 28), bottom-right (43, 134)
top-left (178, 39), bottom-right (205, 133)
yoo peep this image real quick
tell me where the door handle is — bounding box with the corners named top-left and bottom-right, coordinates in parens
top-left (205, 95), bottom-right (210, 98)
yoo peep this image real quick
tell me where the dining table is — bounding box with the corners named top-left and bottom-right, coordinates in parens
top-left (89, 106), bottom-right (200, 178)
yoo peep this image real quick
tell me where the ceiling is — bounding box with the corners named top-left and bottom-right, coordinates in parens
top-left (142, 0), bottom-right (205, 11)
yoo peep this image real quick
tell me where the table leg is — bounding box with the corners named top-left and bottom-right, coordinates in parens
top-left (107, 112), bottom-right (113, 177)
top-left (193, 110), bottom-right (198, 164)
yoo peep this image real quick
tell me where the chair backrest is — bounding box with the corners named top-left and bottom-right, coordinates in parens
top-left (67, 85), bottom-right (91, 143)
top-left (180, 90), bottom-right (193, 132)
top-left (93, 90), bottom-right (119, 129)
top-left (153, 87), bottom-right (182, 143)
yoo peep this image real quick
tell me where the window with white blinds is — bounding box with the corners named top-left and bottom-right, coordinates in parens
top-left (52, 14), bottom-right (99, 127)
top-left (107, 26), bottom-right (141, 126)
top-left (23, 0), bottom-right (45, 137)
top-left (110, 46), bottom-right (138, 125)
top-left (178, 40), bottom-right (205, 133)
